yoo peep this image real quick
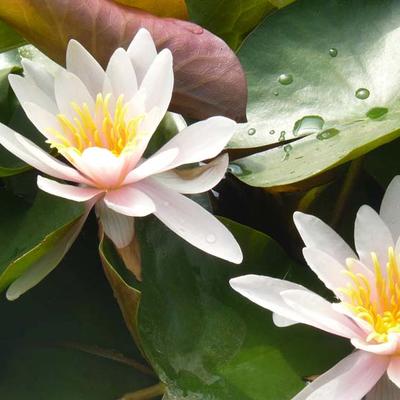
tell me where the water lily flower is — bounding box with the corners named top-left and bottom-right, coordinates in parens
top-left (230, 176), bottom-right (400, 399)
top-left (0, 29), bottom-right (243, 299)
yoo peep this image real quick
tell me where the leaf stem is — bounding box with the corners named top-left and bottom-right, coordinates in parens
top-left (120, 382), bottom-right (166, 400)
top-left (331, 157), bottom-right (364, 227)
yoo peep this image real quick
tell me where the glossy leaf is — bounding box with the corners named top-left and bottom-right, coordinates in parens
top-left (229, 0), bottom-right (400, 187)
top-left (114, 0), bottom-right (188, 19)
top-left (0, 218), bottom-right (157, 399)
top-left (0, 0), bottom-right (247, 122)
top-left (186, 0), bottom-right (295, 50)
top-left (0, 20), bottom-right (25, 53)
top-left (0, 190), bottom-right (84, 293)
top-left (136, 217), bottom-right (350, 399)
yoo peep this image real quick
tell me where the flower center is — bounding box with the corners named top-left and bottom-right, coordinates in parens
top-left (46, 94), bottom-right (143, 157)
top-left (340, 247), bottom-right (400, 343)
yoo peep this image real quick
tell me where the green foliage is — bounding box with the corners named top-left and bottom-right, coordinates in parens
top-left (0, 20), bottom-right (25, 53)
top-left (230, 0), bottom-right (400, 188)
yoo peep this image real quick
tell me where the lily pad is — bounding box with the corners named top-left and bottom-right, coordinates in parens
top-left (136, 217), bottom-right (350, 399)
top-left (229, 0), bottom-right (400, 187)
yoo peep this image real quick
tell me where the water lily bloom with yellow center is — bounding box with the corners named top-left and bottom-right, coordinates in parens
top-left (230, 176), bottom-right (400, 399)
top-left (0, 29), bottom-right (243, 298)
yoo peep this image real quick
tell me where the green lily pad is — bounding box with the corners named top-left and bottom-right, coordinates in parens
top-left (0, 190), bottom-right (84, 293)
top-left (229, 0), bottom-right (400, 187)
top-left (0, 219), bottom-right (157, 399)
top-left (186, 0), bottom-right (295, 50)
top-left (136, 217), bottom-right (350, 399)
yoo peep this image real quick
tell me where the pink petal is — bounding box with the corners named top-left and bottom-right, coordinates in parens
top-left (282, 290), bottom-right (363, 339)
top-left (0, 123), bottom-right (89, 184)
top-left (293, 211), bottom-right (356, 263)
top-left (95, 200), bottom-right (135, 248)
top-left (137, 179), bottom-right (243, 264)
top-left (292, 351), bottom-right (388, 400)
top-left (37, 176), bottom-right (103, 202)
top-left (388, 357), bottom-right (400, 388)
top-left (123, 148), bottom-right (179, 185)
top-left (351, 334), bottom-right (399, 355)
top-left (153, 154), bottom-right (229, 194)
top-left (155, 116), bottom-right (236, 170)
top-left (380, 176), bottom-right (400, 241)
top-left (104, 185), bottom-right (155, 217)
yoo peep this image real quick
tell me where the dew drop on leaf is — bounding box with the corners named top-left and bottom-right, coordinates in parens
top-left (328, 48), bottom-right (338, 57)
top-left (273, 89), bottom-right (279, 96)
top-left (366, 107), bottom-right (388, 120)
top-left (293, 115), bottom-right (325, 136)
top-left (355, 88), bottom-right (370, 100)
top-left (269, 130), bottom-right (275, 135)
top-left (278, 131), bottom-right (286, 141)
top-left (248, 128), bottom-right (256, 136)
top-left (227, 163), bottom-right (244, 175)
top-left (316, 128), bottom-right (340, 140)
top-left (282, 144), bottom-right (293, 161)
top-left (278, 74), bottom-right (293, 85)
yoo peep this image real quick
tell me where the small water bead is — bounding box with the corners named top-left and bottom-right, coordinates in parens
top-left (278, 74), bottom-right (293, 85)
top-left (355, 88), bottom-right (370, 100)
top-left (366, 107), bottom-right (389, 120)
top-left (227, 163), bottom-right (244, 176)
top-left (273, 89), bottom-right (279, 96)
top-left (269, 130), bottom-right (275, 135)
top-left (248, 128), bottom-right (256, 136)
top-left (316, 128), bottom-right (340, 140)
top-left (282, 144), bottom-right (293, 161)
top-left (278, 131), bottom-right (286, 142)
top-left (329, 48), bottom-right (338, 57)
top-left (206, 234), bottom-right (216, 244)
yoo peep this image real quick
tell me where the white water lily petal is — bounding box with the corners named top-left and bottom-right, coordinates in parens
top-left (9, 74), bottom-right (58, 115)
top-left (156, 117), bottom-right (236, 170)
top-left (123, 148), bottom-right (179, 184)
top-left (0, 123), bottom-right (88, 183)
top-left (367, 374), bottom-right (400, 399)
top-left (67, 147), bottom-right (127, 188)
top-left (388, 357), bottom-right (400, 388)
top-left (106, 48), bottom-right (138, 101)
top-left (37, 176), bottom-right (103, 202)
top-left (293, 211), bottom-right (356, 263)
top-left (282, 289), bottom-right (363, 339)
top-left (380, 176), bottom-right (400, 242)
top-left (54, 69), bottom-right (95, 119)
top-left (139, 49), bottom-right (173, 117)
top-left (21, 58), bottom-right (55, 99)
top-left (104, 185), bottom-right (156, 217)
top-left (272, 313), bottom-right (298, 327)
top-left (292, 351), bottom-right (388, 400)
top-left (154, 154), bottom-right (229, 194)
top-left (127, 28), bottom-right (158, 85)
top-left (355, 205), bottom-right (394, 270)
top-left (352, 335), bottom-right (400, 355)
top-left (302, 247), bottom-right (350, 299)
top-left (138, 179), bottom-right (243, 264)
top-left (229, 275), bottom-right (313, 326)
top-left (66, 39), bottom-right (107, 98)
top-left (6, 205), bottom-right (92, 301)
top-left (96, 200), bottom-right (135, 248)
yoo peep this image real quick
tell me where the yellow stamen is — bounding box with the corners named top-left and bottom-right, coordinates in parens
top-left (340, 247), bottom-right (400, 343)
top-left (46, 93), bottom-right (144, 157)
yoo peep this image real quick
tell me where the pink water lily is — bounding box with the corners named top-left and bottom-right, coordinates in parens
top-left (230, 176), bottom-right (400, 399)
top-left (0, 29), bottom-right (243, 299)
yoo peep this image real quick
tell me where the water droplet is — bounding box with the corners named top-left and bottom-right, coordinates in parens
top-left (269, 130), bottom-right (275, 135)
top-left (316, 128), bottom-right (340, 140)
top-left (273, 89), bottom-right (279, 96)
top-left (355, 88), bottom-right (370, 100)
top-left (329, 48), bottom-right (338, 57)
top-left (206, 234), bottom-right (216, 244)
top-left (278, 131), bottom-right (286, 142)
top-left (248, 128), bottom-right (256, 136)
top-left (278, 74), bottom-right (293, 86)
top-left (227, 163), bottom-right (243, 176)
top-left (293, 115), bottom-right (325, 136)
top-left (282, 144), bottom-right (293, 161)
top-left (366, 107), bottom-right (389, 120)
